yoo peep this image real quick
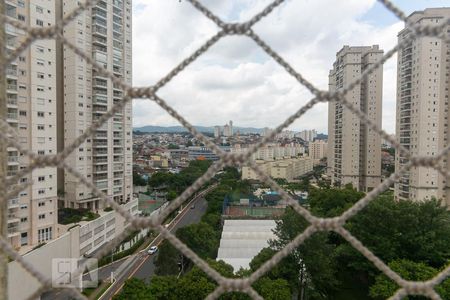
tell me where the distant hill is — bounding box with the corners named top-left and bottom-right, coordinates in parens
top-left (133, 125), bottom-right (328, 137)
top-left (316, 133), bottom-right (328, 140)
top-left (133, 125), bottom-right (265, 134)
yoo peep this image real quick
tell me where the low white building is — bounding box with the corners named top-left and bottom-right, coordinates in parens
top-left (8, 200), bottom-right (139, 300)
top-left (217, 220), bottom-right (276, 272)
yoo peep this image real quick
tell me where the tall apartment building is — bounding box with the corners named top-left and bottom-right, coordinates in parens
top-left (59, 0), bottom-right (133, 210)
top-left (214, 125), bottom-right (221, 138)
top-left (4, 1), bottom-right (58, 248)
top-left (395, 8), bottom-right (450, 205)
top-left (328, 45), bottom-right (383, 192)
top-left (296, 129), bottom-right (317, 142)
top-left (309, 140), bottom-right (328, 160)
top-left (223, 120), bottom-right (233, 137)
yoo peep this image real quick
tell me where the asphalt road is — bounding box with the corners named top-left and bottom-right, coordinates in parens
top-left (132, 197), bottom-right (207, 282)
top-left (41, 186), bottom-right (213, 300)
top-left (99, 188), bottom-right (213, 300)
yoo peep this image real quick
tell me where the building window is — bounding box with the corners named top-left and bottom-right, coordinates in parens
top-left (38, 202), bottom-right (45, 207)
top-left (38, 214), bottom-right (45, 219)
top-left (37, 111), bottom-right (44, 117)
top-left (38, 227), bottom-right (52, 243)
top-left (38, 176), bottom-right (45, 182)
top-left (36, 19), bottom-right (44, 27)
top-left (37, 124), bottom-right (44, 130)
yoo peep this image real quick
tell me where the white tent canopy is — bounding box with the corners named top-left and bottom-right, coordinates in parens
top-left (217, 220), bottom-right (276, 272)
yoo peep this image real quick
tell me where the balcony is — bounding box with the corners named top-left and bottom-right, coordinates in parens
top-left (93, 149), bottom-right (108, 156)
top-left (6, 67), bottom-right (17, 78)
top-left (7, 213), bottom-right (20, 223)
top-left (7, 224), bottom-right (20, 237)
top-left (93, 140), bottom-right (108, 147)
top-left (113, 164), bottom-right (123, 171)
top-left (7, 83), bottom-right (17, 92)
top-left (8, 198), bottom-right (20, 209)
top-left (92, 25), bottom-right (107, 37)
top-left (94, 157), bottom-right (108, 164)
top-left (95, 180), bottom-right (108, 189)
top-left (7, 112), bottom-right (18, 121)
top-left (7, 155), bottom-right (19, 165)
top-left (113, 66), bottom-right (122, 75)
top-left (94, 166), bottom-right (108, 173)
top-left (7, 95), bottom-right (17, 107)
top-left (113, 140), bottom-right (123, 147)
top-left (93, 8), bottom-right (107, 19)
top-left (94, 131), bottom-right (108, 139)
top-left (6, 37), bottom-right (16, 49)
top-left (93, 95), bottom-right (108, 105)
top-left (93, 105), bottom-right (108, 114)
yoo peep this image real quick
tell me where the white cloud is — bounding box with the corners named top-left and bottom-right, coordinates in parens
top-left (132, 0), bottom-right (404, 134)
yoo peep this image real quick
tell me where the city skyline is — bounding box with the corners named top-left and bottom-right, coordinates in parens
top-left (131, 0), bottom-right (449, 134)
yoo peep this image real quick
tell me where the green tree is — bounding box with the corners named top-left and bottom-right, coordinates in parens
top-left (154, 240), bottom-right (181, 275)
top-left (253, 278), bottom-right (291, 300)
top-left (113, 278), bottom-right (152, 300)
top-left (271, 207), bottom-right (340, 298)
top-left (148, 275), bottom-right (179, 300)
top-left (370, 259), bottom-right (450, 300)
top-left (176, 222), bottom-right (219, 259)
top-left (168, 144), bottom-right (179, 149)
top-left (308, 185), bottom-right (364, 217)
top-left (133, 172), bottom-right (147, 186)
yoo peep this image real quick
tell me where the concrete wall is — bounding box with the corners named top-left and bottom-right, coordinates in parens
top-left (8, 200), bottom-right (139, 300)
top-left (8, 227), bottom-right (80, 300)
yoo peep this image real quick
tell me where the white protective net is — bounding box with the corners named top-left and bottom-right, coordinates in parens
top-left (1, 0), bottom-right (450, 299)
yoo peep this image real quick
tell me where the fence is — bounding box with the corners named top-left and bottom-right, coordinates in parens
top-left (1, 0), bottom-right (450, 299)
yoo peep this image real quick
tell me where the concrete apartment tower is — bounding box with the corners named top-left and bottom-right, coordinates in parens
top-left (328, 45), bottom-right (383, 192)
top-left (4, 0), bottom-right (58, 248)
top-left (395, 8), bottom-right (450, 206)
top-left (59, 0), bottom-right (133, 210)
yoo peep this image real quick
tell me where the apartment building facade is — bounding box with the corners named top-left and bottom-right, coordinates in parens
top-left (328, 45), bottom-right (383, 192)
top-left (309, 140), bottom-right (328, 161)
top-left (232, 143), bottom-right (305, 161)
top-left (5, 0), bottom-right (58, 248)
top-left (242, 157), bottom-right (313, 182)
top-left (395, 8), bottom-right (450, 206)
top-left (58, 0), bottom-right (133, 211)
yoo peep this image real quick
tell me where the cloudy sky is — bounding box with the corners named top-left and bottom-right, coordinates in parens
top-left (131, 0), bottom-right (449, 134)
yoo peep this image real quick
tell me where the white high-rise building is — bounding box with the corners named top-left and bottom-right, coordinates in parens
top-left (328, 45), bottom-right (383, 192)
top-left (5, 1), bottom-right (58, 248)
top-left (214, 126), bottom-right (221, 138)
top-left (296, 129), bottom-right (317, 142)
top-left (223, 121), bottom-right (233, 137)
top-left (59, 0), bottom-right (133, 210)
top-left (309, 140), bottom-right (328, 160)
top-left (395, 8), bottom-right (450, 206)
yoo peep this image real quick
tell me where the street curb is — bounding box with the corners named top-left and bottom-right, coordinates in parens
top-left (97, 278), bottom-right (116, 300)
top-left (107, 184), bottom-right (218, 297)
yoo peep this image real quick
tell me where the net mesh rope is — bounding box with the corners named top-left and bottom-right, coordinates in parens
top-left (1, 0), bottom-right (450, 299)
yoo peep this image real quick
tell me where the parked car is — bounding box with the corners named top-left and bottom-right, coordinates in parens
top-left (191, 205), bottom-right (195, 209)
top-left (148, 246), bottom-right (158, 255)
